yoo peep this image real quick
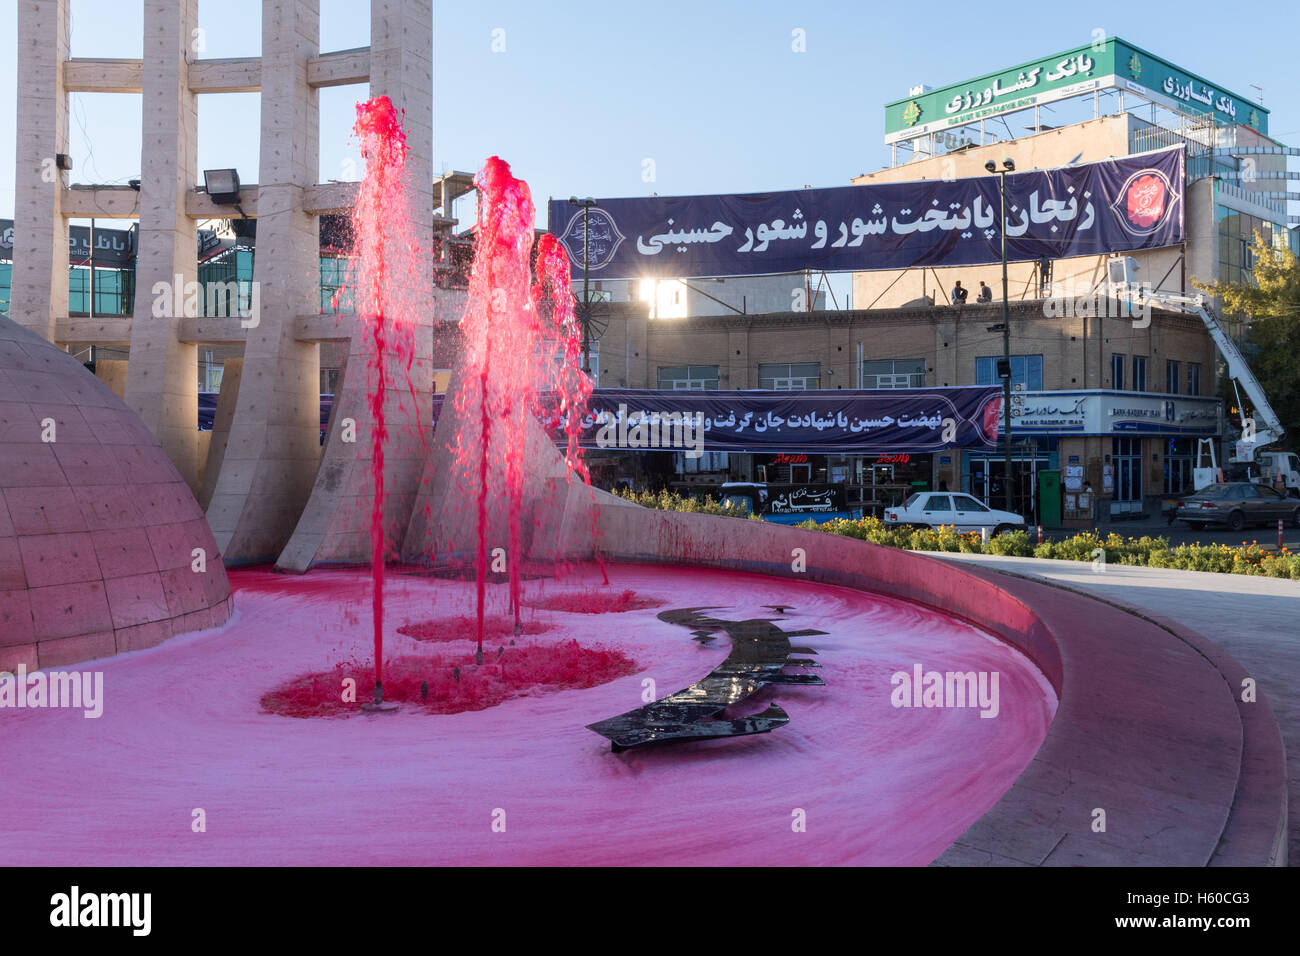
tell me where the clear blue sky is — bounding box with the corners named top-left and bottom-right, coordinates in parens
top-left (1, 0), bottom-right (1296, 230)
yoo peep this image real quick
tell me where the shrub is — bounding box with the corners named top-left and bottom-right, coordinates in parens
top-left (618, 489), bottom-right (1292, 577)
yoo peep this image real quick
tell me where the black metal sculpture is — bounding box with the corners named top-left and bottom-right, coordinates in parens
top-left (586, 606), bottom-right (826, 752)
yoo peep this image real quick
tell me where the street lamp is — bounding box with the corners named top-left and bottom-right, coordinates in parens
top-left (985, 158), bottom-right (1016, 514)
top-left (568, 196), bottom-right (597, 376)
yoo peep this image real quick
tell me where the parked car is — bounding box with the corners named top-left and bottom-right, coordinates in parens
top-left (1175, 482), bottom-right (1300, 531)
top-left (883, 491), bottom-right (1025, 534)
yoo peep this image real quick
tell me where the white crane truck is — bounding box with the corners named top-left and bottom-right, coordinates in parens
top-left (1108, 257), bottom-right (1299, 498)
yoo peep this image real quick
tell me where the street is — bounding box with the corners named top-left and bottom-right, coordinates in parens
top-left (1041, 518), bottom-right (1300, 551)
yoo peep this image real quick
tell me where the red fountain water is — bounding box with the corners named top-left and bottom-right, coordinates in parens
top-left (451, 157), bottom-right (593, 660)
top-left (350, 95), bottom-right (421, 706)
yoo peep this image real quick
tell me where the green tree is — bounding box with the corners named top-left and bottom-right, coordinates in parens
top-left (1195, 231), bottom-right (1300, 445)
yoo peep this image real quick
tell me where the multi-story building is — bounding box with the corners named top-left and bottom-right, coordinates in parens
top-left (569, 37), bottom-right (1296, 522)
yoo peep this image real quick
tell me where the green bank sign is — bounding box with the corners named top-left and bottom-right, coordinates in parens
top-left (885, 37), bottom-right (1268, 143)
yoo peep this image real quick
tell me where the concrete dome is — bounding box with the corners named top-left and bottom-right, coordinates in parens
top-left (0, 316), bottom-right (231, 672)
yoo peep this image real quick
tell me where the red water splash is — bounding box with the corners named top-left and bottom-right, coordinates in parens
top-left (260, 642), bottom-right (638, 718)
top-left (397, 615), bottom-right (552, 644)
top-left (525, 589), bottom-right (665, 614)
top-left (350, 95), bottom-right (417, 701)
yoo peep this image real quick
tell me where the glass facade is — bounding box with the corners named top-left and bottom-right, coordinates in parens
top-left (320, 255), bottom-right (353, 313)
top-left (69, 266), bottom-right (133, 316)
top-left (1215, 203), bottom-right (1289, 288)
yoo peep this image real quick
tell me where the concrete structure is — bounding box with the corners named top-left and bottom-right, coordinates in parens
top-left (9, 0), bottom-right (445, 568)
top-left (0, 314), bottom-right (231, 672)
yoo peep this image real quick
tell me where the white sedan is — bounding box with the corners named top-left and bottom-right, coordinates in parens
top-left (883, 492), bottom-right (1026, 534)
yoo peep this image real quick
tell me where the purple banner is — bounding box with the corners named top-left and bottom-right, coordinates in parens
top-left (567, 386), bottom-right (1003, 454)
top-left (548, 146), bottom-right (1184, 279)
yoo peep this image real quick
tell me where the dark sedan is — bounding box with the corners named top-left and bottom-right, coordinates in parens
top-left (1175, 482), bottom-right (1300, 532)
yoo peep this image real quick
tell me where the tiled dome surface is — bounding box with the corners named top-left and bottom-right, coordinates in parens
top-left (0, 316), bottom-right (231, 672)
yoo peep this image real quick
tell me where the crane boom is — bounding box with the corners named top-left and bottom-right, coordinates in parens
top-left (1114, 283), bottom-right (1285, 462)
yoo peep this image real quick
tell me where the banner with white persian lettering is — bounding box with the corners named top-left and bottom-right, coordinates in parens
top-left (547, 146), bottom-right (1184, 279)
top-left (566, 386), bottom-right (1003, 454)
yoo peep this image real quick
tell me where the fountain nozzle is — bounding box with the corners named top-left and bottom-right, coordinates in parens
top-left (361, 678), bottom-right (399, 713)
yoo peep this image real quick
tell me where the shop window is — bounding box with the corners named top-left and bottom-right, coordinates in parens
top-left (674, 451), bottom-right (729, 473)
top-left (759, 362), bottom-right (820, 390)
top-left (975, 354), bottom-right (1042, 390)
top-left (657, 365), bottom-right (719, 390)
top-left (1112, 437), bottom-right (1143, 504)
top-left (1164, 437), bottom-right (1194, 494)
top-left (861, 358), bottom-right (924, 389)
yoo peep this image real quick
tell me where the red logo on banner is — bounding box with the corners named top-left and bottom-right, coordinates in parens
top-left (1112, 166), bottom-right (1179, 237)
top-left (1125, 174), bottom-right (1166, 229)
top-left (981, 396), bottom-right (1002, 442)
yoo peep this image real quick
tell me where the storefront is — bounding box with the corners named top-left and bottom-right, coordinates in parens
top-left (970, 390), bottom-right (1223, 522)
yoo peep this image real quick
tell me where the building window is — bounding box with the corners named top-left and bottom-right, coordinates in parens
top-left (1187, 362), bottom-right (1201, 396)
top-left (1111, 353), bottom-right (1125, 390)
top-left (861, 358), bottom-right (924, 389)
top-left (1132, 355), bottom-right (1147, 392)
top-left (1165, 360), bottom-right (1180, 395)
top-left (759, 362), bottom-right (820, 390)
top-left (657, 365), bottom-right (719, 390)
top-left (975, 354), bottom-right (1043, 391)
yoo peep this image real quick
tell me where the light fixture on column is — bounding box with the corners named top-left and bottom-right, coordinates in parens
top-left (203, 168), bottom-right (242, 204)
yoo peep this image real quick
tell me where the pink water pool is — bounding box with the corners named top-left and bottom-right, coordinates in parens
top-left (0, 564), bottom-right (1055, 866)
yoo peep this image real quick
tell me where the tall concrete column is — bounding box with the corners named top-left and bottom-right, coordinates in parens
top-left (11, 0), bottom-right (70, 341)
top-left (124, 0), bottom-right (200, 491)
top-left (204, 0), bottom-right (323, 564)
top-left (277, 0), bottom-right (434, 570)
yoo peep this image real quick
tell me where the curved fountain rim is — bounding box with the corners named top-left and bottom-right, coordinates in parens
top-left (587, 506), bottom-right (1286, 867)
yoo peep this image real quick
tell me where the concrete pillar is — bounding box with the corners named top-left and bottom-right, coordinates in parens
top-left (11, 0), bottom-right (70, 341)
top-left (205, 0), bottom-right (322, 564)
top-left (124, 0), bottom-right (200, 491)
top-left (276, 0), bottom-right (434, 571)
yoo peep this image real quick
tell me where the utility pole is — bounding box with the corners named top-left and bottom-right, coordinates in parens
top-left (568, 196), bottom-right (597, 376)
top-left (986, 158), bottom-right (1016, 513)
